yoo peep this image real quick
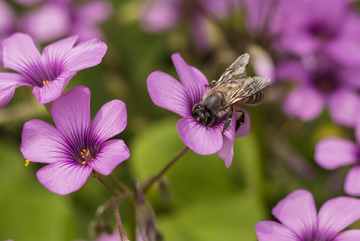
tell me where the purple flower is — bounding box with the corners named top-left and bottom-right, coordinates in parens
top-left (255, 189), bottom-right (360, 240)
top-left (147, 53), bottom-right (250, 167)
top-left (0, 0), bottom-right (15, 60)
top-left (14, 0), bottom-right (71, 5)
top-left (95, 230), bottom-right (121, 241)
top-left (0, 32), bottom-right (107, 107)
top-left (20, 86), bottom-right (130, 195)
top-left (277, 56), bottom-right (360, 127)
top-left (273, 0), bottom-right (360, 66)
top-left (314, 118), bottom-right (360, 195)
top-left (0, 0), bottom-right (15, 36)
top-left (241, 0), bottom-right (280, 37)
top-left (20, 0), bottom-right (112, 43)
top-left (140, 0), bottom-right (238, 53)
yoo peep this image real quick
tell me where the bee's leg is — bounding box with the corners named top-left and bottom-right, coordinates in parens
top-left (235, 110), bottom-right (245, 131)
top-left (222, 107), bottom-right (234, 133)
top-left (205, 80), bottom-right (217, 88)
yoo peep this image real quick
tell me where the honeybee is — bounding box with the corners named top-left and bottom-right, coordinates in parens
top-left (191, 53), bottom-right (270, 132)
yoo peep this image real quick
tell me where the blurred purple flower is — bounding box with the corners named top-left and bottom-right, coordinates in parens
top-left (0, 0), bottom-right (15, 36)
top-left (315, 119), bottom-right (360, 195)
top-left (241, 0), bottom-right (280, 37)
top-left (20, 0), bottom-right (112, 43)
top-left (0, 0), bottom-right (16, 61)
top-left (21, 86), bottom-right (130, 195)
top-left (255, 189), bottom-right (360, 240)
top-left (147, 53), bottom-right (250, 167)
top-left (14, 0), bottom-right (71, 5)
top-left (140, 0), bottom-right (238, 53)
top-left (277, 56), bottom-right (360, 127)
top-left (96, 230), bottom-right (121, 241)
top-left (0, 32), bottom-right (107, 107)
top-left (273, 0), bottom-right (360, 66)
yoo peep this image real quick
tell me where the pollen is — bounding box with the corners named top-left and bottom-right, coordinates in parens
top-left (79, 148), bottom-right (94, 165)
top-left (25, 160), bottom-right (31, 167)
top-left (42, 80), bottom-right (51, 86)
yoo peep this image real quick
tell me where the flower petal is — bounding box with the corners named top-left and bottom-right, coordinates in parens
top-left (147, 70), bottom-right (191, 117)
top-left (0, 73), bottom-right (31, 108)
top-left (283, 86), bottom-right (324, 121)
top-left (89, 139), bottom-right (130, 175)
top-left (314, 137), bottom-right (358, 170)
top-left (189, 12), bottom-right (211, 54)
top-left (171, 53), bottom-right (209, 107)
top-left (36, 160), bottom-right (92, 195)
top-left (177, 116), bottom-right (223, 155)
top-left (344, 166), bottom-right (360, 196)
top-left (77, 0), bottom-right (112, 24)
top-left (255, 221), bottom-right (299, 241)
top-left (140, 0), bottom-right (180, 33)
top-left (90, 100), bottom-right (127, 146)
top-left (218, 117), bottom-right (236, 168)
top-left (272, 189), bottom-right (317, 238)
top-left (42, 35), bottom-right (78, 75)
top-left (276, 60), bottom-right (309, 84)
top-left (0, 0), bottom-right (15, 34)
top-left (280, 31), bottom-right (319, 56)
top-left (21, 119), bottom-right (70, 164)
top-left (328, 89), bottom-right (360, 127)
top-left (2, 33), bottom-right (46, 85)
top-left (339, 67), bottom-right (360, 89)
top-left (333, 230), bottom-right (360, 241)
top-left (20, 3), bottom-right (71, 43)
top-left (32, 71), bottom-right (77, 104)
top-left (62, 37), bottom-right (107, 72)
top-left (317, 196), bottom-right (360, 239)
top-left (235, 108), bottom-right (250, 138)
top-left (51, 86), bottom-right (91, 146)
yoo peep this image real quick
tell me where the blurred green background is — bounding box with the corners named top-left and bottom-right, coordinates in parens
top-left (1, 0), bottom-right (360, 240)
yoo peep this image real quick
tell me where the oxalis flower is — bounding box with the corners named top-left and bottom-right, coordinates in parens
top-left (315, 117), bottom-right (360, 196)
top-left (147, 53), bottom-right (250, 168)
top-left (255, 189), bottom-right (360, 240)
top-left (277, 55), bottom-right (360, 127)
top-left (0, 32), bottom-right (107, 107)
top-left (20, 86), bottom-right (130, 195)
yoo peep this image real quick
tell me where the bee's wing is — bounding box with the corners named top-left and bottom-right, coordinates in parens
top-left (222, 76), bottom-right (270, 108)
top-left (214, 53), bottom-right (250, 88)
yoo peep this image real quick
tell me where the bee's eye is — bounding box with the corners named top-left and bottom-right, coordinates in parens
top-left (192, 104), bottom-right (204, 112)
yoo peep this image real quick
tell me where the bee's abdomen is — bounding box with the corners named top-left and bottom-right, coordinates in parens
top-left (238, 91), bottom-right (264, 105)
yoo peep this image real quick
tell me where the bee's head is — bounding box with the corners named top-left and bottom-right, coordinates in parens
top-left (191, 103), bottom-right (218, 128)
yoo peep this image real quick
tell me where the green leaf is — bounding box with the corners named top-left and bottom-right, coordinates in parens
top-left (157, 193), bottom-right (265, 240)
top-left (130, 118), bottom-right (266, 239)
top-left (0, 141), bottom-right (84, 241)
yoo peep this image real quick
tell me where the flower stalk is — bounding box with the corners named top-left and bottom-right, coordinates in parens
top-left (113, 198), bottom-right (130, 241)
top-left (95, 173), bottom-right (118, 196)
top-left (141, 146), bottom-right (189, 194)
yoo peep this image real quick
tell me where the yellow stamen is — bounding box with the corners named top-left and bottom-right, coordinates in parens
top-left (42, 80), bottom-right (51, 86)
top-left (82, 161), bottom-right (86, 165)
top-left (25, 160), bottom-right (31, 167)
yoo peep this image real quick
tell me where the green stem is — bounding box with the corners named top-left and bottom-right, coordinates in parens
top-left (96, 173), bottom-right (118, 196)
top-left (142, 146), bottom-right (189, 194)
top-left (113, 198), bottom-right (130, 241)
top-left (108, 174), bottom-right (128, 194)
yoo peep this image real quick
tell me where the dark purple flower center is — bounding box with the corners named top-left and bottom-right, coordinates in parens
top-left (308, 22), bottom-right (336, 42)
top-left (313, 73), bottom-right (339, 94)
top-left (73, 146), bottom-right (98, 165)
